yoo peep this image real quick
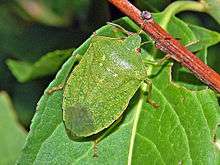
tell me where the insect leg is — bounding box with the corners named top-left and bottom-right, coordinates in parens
top-left (46, 84), bottom-right (64, 95)
top-left (47, 54), bottom-right (82, 95)
top-left (144, 79), bottom-right (159, 109)
top-left (107, 22), bottom-right (133, 36)
top-left (93, 141), bottom-right (98, 157)
top-left (143, 39), bottom-right (199, 67)
top-left (174, 37), bottom-right (199, 48)
top-left (143, 54), bottom-right (170, 66)
top-left (140, 40), bottom-right (154, 47)
top-left (185, 40), bottom-right (199, 48)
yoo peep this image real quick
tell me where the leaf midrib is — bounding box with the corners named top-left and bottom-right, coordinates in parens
top-left (127, 93), bottom-right (144, 165)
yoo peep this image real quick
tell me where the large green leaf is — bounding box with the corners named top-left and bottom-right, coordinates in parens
top-left (16, 24), bottom-right (121, 164)
top-left (0, 91), bottom-right (26, 165)
top-left (17, 16), bottom-right (220, 164)
top-left (6, 48), bottom-right (73, 82)
top-left (18, 63), bottom-right (219, 164)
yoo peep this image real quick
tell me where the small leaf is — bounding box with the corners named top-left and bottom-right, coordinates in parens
top-left (188, 24), bottom-right (220, 51)
top-left (172, 23), bottom-right (220, 89)
top-left (6, 48), bottom-right (73, 82)
top-left (0, 91), bottom-right (26, 165)
top-left (203, 0), bottom-right (220, 24)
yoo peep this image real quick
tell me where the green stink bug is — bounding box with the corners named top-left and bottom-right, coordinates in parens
top-left (62, 33), bottom-right (149, 138)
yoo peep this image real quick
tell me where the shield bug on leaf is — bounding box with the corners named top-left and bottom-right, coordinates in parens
top-left (62, 30), bottom-right (155, 138)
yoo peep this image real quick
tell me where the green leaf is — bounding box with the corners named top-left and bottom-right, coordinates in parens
top-left (188, 24), bottom-right (220, 51)
top-left (18, 17), bottom-right (219, 164)
top-left (152, 8), bottom-right (220, 90)
top-left (215, 125), bottom-right (220, 164)
top-left (18, 64), bottom-right (219, 164)
top-left (0, 91), bottom-right (26, 165)
top-left (208, 44), bottom-right (220, 74)
top-left (135, 0), bottom-right (170, 12)
top-left (6, 49), bottom-right (73, 82)
top-left (172, 48), bottom-right (209, 91)
top-left (172, 23), bottom-right (220, 89)
top-left (17, 24), bottom-right (121, 164)
top-left (203, 0), bottom-right (220, 24)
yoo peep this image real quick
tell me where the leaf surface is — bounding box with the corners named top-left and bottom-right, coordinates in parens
top-left (203, 0), bottom-right (220, 24)
top-left (21, 64), bottom-right (219, 165)
top-left (0, 92), bottom-right (26, 165)
top-left (6, 49), bottom-right (73, 82)
top-left (18, 16), bottom-right (220, 164)
top-left (17, 24), bottom-right (120, 164)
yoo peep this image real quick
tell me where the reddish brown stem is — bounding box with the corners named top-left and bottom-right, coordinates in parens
top-left (108, 0), bottom-right (220, 93)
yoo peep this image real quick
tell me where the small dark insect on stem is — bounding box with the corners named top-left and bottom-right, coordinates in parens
top-left (108, 0), bottom-right (220, 93)
top-left (140, 11), bottom-right (152, 20)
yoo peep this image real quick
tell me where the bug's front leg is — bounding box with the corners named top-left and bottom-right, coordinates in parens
top-left (46, 84), bottom-right (64, 95)
top-left (107, 22), bottom-right (134, 36)
top-left (143, 79), bottom-right (159, 109)
top-left (46, 54), bottom-right (82, 95)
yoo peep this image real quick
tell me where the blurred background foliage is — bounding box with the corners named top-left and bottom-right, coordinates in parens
top-left (0, 0), bottom-right (219, 163)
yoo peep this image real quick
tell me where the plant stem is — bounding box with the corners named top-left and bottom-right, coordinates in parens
top-left (107, 0), bottom-right (220, 93)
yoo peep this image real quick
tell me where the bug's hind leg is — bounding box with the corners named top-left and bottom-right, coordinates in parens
top-left (143, 79), bottom-right (159, 109)
top-left (93, 140), bottom-right (99, 158)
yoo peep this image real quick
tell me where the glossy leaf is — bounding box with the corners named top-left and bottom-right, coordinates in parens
top-left (6, 49), bottom-right (73, 82)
